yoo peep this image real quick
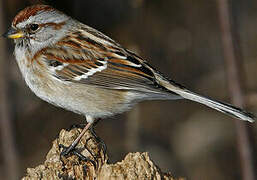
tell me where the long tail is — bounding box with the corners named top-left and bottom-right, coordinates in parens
top-left (157, 75), bottom-right (255, 122)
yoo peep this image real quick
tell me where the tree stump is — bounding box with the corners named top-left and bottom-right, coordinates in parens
top-left (22, 128), bottom-right (183, 180)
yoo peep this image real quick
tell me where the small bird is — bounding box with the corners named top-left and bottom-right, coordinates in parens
top-left (3, 5), bottom-right (255, 154)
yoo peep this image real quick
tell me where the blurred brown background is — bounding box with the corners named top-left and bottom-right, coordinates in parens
top-left (0, 0), bottom-right (256, 179)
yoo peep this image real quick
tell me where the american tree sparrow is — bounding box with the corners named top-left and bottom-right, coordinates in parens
top-left (3, 5), bottom-right (255, 155)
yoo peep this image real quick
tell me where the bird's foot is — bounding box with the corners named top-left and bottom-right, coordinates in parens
top-left (58, 126), bottom-right (107, 171)
top-left (59, 143), bottom-right (97, 177)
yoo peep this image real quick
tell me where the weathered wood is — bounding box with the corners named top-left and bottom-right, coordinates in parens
top-left (22, 128), bottom-right (183, 180)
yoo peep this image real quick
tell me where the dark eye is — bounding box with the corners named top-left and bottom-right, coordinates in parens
top-left (30, 24), bottom-right (39, 31)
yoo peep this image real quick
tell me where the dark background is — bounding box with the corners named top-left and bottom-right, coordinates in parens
top-left (0, 0), bottom-right (256, 179)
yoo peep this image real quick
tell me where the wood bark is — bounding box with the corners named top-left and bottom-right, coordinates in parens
top-left (22, 128), bottom-right (183, 180)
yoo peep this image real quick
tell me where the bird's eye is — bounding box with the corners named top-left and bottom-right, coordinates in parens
top-left (29, 24), bottom-right (39, 31)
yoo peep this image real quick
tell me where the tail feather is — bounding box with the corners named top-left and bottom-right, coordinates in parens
top-left (176, 89), bottom-right (255, 122)
top-left (158, 77), bottom-right (255, 122)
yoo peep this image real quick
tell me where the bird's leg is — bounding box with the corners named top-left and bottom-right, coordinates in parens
top-left (90, 120), bottom-right (108, 162)
top-left (60, 122), bottom-right (93, 156)
top-left (59, 116), bottom-right (107, 172)
top-left (73, 119), bottom-right (108, 168)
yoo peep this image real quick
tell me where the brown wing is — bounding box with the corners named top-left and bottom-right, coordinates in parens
top-left (39, 29), bottom-right (175, 97)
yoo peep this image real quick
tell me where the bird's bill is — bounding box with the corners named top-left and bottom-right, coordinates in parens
top-left (2, 27), bottom-right (24, 39)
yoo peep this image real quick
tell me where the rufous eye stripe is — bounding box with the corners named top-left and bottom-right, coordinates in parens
top-left (39, 22), bottom-right (66, 30)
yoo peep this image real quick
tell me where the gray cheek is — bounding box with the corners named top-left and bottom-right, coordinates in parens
top-left (33, 32), bottom-right (54, 42)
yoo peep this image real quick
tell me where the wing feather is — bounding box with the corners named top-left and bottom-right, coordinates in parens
top-left (39, 29), bottom-right (174, 96)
